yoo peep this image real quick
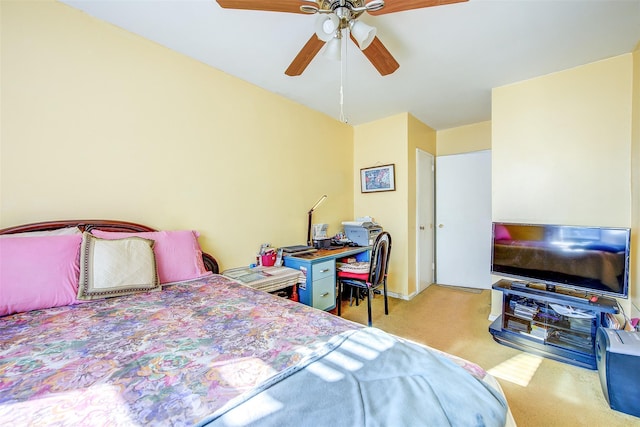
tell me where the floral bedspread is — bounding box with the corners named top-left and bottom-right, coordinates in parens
top-left (0, 274), bottom-right (495, 426)
top-left (0, 275), bottom-right (360, 426)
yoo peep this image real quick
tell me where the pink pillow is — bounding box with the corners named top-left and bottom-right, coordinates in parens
top-left (0, 234), bottom-right (82, 316)
top-left (494, 224), bottom-right (512, 241)
top-left (90, 230), bottom-right (209, 284)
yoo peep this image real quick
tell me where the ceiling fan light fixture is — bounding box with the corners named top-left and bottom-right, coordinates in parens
top-left (323, 36), bottom-right (342, 61)
top-left (315, 13), bottom-right (340, 42)
top-left (350, 20), bottom-right (376, 50)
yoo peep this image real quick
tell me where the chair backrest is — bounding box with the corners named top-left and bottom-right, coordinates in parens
top-left (368, 232), bottom-right (392, 288)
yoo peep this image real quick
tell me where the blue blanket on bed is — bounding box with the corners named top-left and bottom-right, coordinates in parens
top-left (200, 328), bottom-right (508, 427)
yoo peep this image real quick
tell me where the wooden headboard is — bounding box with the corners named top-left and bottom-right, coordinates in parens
top-left (0, 219), bottom-right (219, 274)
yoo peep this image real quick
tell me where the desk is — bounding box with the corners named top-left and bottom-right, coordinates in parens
top-left (222, 266), bottom-right (304, 294)
top-left (283, 246), bottom-right (370, 311)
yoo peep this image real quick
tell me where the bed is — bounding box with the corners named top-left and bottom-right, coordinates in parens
top-left (0, 220), bottom-right (515, 426)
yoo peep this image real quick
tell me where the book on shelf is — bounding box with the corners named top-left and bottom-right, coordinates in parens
top-left (513, 303), bottom-right (538, 320)
top-left (553, 332), bottom-right (592, 348)
top-left (569, 318), bottom-right (593, 334)
top-left (603, 312), bottom-right (621, 329)
top-left (507, 318), bottom-right (529, 332)
top-left (530, 324), bottom-right (550, 339)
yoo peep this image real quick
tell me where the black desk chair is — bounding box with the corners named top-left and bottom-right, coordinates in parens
top-left (337, 232), bottom-right (392, 327)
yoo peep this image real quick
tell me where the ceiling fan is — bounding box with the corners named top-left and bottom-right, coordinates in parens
top-left (216, 0), bottom-right (468, 76)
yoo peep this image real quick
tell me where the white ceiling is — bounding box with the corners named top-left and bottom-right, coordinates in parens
top-left (59, 0), bottom-right (640, 130)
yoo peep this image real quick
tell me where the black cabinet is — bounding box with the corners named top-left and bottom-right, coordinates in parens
top-left (489, 279), bottom-right (619, 369)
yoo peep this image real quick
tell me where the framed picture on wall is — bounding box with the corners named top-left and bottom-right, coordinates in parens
top-left (360, 164), bottom-right (396, 193)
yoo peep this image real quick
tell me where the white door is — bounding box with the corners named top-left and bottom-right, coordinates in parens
top-left (435, 150), bottom-right (492, 289)
top-left (416, 149), bottom-right (435, 293)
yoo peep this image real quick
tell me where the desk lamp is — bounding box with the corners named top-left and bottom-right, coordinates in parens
top-left (307, 195), bottom-right (327, 246)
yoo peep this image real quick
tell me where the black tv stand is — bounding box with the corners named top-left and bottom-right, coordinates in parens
top-left (489, 279), bottom-right (619, 369)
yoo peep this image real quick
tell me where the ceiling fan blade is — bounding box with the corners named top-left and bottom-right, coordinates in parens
top-left (216, 0), bottom-right (306, 14)
top-left (353, 36), bottom-right (399, 76)
top-left (285, 35), bottom-right (325, 76)
top-left (368, 0), bottom-right (468, 16)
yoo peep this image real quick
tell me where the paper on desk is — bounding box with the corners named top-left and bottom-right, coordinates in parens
top-left (261, 267), bottom-right (294, 276)
top-left (342, 220), bottom-right (377, 227)
top-left (223, 269), bottom-right (251, 279)
top-left (234, 273), bottom-right (265, 283)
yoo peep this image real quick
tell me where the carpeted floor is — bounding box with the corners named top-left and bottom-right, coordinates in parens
top-left (338, 284), bottom-right (640, 427)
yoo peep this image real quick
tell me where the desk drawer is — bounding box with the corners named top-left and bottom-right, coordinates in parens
top-left (312, 260), bottom-right (334, 280)
top-left (312, 276), bottom-right (335, 311)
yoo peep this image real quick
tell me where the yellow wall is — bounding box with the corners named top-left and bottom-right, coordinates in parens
top-left (436, 121), bottom-right (492, 155)
top-left (492, 55), bottom-right (633, 227)
top-left (353, 114), bottom-right (408, 295)
top-left (492, 54), bottom-right (635, 315)
top-left (352, 113), bottom-right (436, 298)
top-left (0, 0), bottom-right (354, 270)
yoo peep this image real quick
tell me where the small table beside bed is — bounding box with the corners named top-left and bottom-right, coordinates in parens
top-left (0, 219), bottom-right (516, 426)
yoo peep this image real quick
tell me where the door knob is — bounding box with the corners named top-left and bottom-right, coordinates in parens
top-left (438, 224), bottom-right (444, 228)
top-left (419, 226), bottom-right (425, 230)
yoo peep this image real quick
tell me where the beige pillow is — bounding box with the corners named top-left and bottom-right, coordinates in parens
top-left (77, 232), bottom-right (160, 300)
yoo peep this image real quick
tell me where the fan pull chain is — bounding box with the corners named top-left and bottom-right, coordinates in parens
top-left (339, 69), bottom-right (345, 123)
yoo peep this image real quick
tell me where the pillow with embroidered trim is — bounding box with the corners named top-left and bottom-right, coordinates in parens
top-left (77, 233), bottom-right (160, 300)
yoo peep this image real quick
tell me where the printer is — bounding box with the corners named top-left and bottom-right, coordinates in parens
top-left (595, 328), bottom-right (640, 417)
top-left (342, 220), bottom-right (382, 247)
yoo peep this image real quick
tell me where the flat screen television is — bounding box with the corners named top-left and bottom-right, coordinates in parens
top-left (491, 222), bottom-right (631, 299)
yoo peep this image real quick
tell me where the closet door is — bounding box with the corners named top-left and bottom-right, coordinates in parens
top-left (435, 150), bottom-right (492, 289)
top-left (416, 149), bottom-right (435, 293)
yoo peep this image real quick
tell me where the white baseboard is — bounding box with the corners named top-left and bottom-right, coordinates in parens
top-left (386, 290), bottom-right (412, 300)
